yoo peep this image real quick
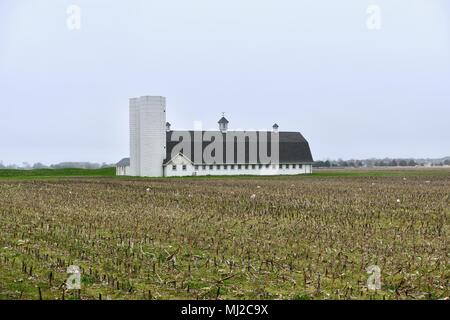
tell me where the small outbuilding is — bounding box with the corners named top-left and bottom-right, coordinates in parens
top-left (116, 158), bottom-right (130, 176)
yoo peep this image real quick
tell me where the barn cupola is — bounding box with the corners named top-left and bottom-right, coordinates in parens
top-left (272, 123), bottom-right (279, 133)
top-left (166, 122), bottom-right (171, 131)
top-left (218, 115), bottom-right (229, 133)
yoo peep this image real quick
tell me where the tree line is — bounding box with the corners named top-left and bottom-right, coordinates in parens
top-left (314, 158), bottom-right (450, 168)
top-left (0, 162), bottom-right (114, 170)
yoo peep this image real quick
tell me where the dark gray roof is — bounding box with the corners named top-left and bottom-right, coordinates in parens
top-left (273, 123), bottom-right (279, 128)
top-left (116, 158), bottom-right (130, 167)
top-left (218, 117), bottom-right (229, 124)
top-left (165, 131), bottom-right (313, 164)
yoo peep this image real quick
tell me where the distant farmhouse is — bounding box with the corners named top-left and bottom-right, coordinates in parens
top-left (117, 96), bottom-right (313, 177)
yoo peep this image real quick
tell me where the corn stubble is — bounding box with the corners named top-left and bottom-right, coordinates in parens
top-left (0, 175), bottom-right (448, 300)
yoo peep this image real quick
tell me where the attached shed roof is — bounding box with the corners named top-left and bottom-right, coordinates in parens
top-left (116, 158), bottom-right (130, 167)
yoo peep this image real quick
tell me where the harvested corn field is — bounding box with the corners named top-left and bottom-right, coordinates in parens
top-left (0, 170), bottom-right (449, 300)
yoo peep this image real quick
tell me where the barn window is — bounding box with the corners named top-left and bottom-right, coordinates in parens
top-left (245, 165), bottom-right (249, 169)
top-left (299, 164), bottom-right (303, 169)
top-left (172, 165), bottom-right (177, 170)
top-left (216, 165), bottom-right (220, 170)
top-left (209, 165), bottom-right (214, 170)
top-left (224, 165), bottom-right (228, 170)
top-left (265, 164), bottom-right (270, 168)
top-left (182, 165), bottom-right (187, 171)
top-left (279, 164), bottom-right (282, 169)
top-left (285, 164), bottom-right (289, 169)
top-left (252, 165), bottom-right (256, 169)
top-left (293, 164), bottom-right (297, 169)
top-left (195, 165), bottom-right (199, 170)
top-left (231, 165), bottom-right (235, 169)
top-left (202, 165), bottom-right (206, 170)
top-left (258, 164), bottom-right (263, 169)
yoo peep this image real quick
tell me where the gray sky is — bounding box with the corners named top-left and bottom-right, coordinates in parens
top-left (1, 0), bottom-right (449, 165)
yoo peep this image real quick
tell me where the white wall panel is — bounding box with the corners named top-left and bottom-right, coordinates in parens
top-left (163, 163), bottom-right (313, 177)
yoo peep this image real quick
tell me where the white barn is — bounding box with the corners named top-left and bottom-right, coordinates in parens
top-left (117, 96), bottom-right (314, 177)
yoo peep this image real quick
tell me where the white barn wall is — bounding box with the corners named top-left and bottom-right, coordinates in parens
top-left (164, 154), bottom-right (195, 177)
top-left (164, 162), bottom-right (313, 177)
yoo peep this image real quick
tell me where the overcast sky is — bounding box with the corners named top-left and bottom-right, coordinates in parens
top-left (1, 0), bottom-right (449, 165)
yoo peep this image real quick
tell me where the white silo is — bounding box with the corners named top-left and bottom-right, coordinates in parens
top-left (129, 96), bottom-right (166, 177)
